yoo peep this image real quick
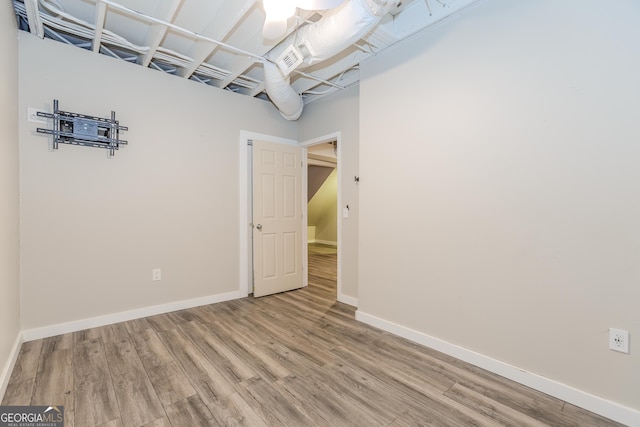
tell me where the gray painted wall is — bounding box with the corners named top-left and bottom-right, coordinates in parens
top-left (359, 0), bottom-right (639, 411)
top-left (18, 34), bottom-right (296, 330)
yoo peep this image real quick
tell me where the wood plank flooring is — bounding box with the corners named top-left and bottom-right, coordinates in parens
top-left (3, 244), bottom-right (624, 426)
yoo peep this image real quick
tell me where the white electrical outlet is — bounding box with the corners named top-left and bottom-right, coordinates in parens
top-left (609, 328), bottom-right (629, 354)
top-left (152, 268), bottom-right (162, 282)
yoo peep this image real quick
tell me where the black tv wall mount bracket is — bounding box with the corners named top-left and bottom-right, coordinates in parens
top-left (37, 99), bottom-right (128, 157)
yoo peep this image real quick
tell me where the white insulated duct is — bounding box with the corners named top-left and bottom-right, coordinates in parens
top-left (264, 61), bottom-right (305, 120)
top-left (264, 0), bottom-right (398, 120)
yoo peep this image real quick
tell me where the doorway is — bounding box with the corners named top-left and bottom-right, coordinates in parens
top-left (239, 131), bottom-right (343, 299)
top-left (300, 132), bottom-right (343, 300)
top-left (307, 141), bottom-right (338, 297)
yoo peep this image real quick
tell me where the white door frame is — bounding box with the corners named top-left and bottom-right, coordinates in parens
top-left (240, 130), bottom-right (343, 299)
top-left (300, 131), bottom-right (343, 302)
top-left (239, 131), bottom-right (300, 297)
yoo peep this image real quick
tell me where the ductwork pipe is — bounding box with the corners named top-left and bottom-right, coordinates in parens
top-left (264, 61), bottom-right (305, 120)
top-left (264, 0), bottom-right (397, 120)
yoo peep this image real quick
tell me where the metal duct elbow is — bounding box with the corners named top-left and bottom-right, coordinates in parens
top-left (264, 0), bottom-right (397, 120)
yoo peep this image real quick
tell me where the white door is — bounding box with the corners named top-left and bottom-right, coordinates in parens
top-left (252, 139), bottom-right (303, 297)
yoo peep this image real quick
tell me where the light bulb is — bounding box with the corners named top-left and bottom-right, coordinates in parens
top-left (263, 0), bottom-right (296, 21)
top-left (295, 0), bottom-right (345, 10)
top-left (262, 0), bottom-right (296, 39)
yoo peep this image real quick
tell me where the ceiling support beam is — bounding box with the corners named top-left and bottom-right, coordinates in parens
top-left (212, 33), bottom-right (262, 90)
top-left (139, 0), bottom-right (184, 67)
top-left (178, 0), bottom-right (257, 79)
top-left (238, 65), bottom-right (346, 98)
top-left (24, 0), bottom-right (44, 38)
top-left (294, 70), bottom-right (345, 90)
top-left (44, 27), bottom-right (74, 45)
top-left (289, 48), bottom-right (368, 100)
top-left (303, 70), bottom-right (359, 104)
top-left (241, 82), bottom-right (264, 97)
top-left (97, 0), bottom-right (264, 62)
top-left (423, 0), bottom-right (433, 16)
top-left (92, 2), bottom-right (107, 52)
top-left (100, 44), bottom-right (123, 60)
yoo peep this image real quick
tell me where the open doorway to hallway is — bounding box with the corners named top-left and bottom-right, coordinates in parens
top-left (307, 140), bottom-right (338, 297)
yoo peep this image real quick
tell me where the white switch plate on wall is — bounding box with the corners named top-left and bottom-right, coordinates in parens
top-left (152, 268), bottom-right (162, 281)
top-left (27, 107), bottom-right (47, 124)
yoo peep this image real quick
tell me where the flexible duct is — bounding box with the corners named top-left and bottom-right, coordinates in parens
top-left (264, 61), bottom-right (305, 120)
top-left (264, 0), bottom-right (397, 120)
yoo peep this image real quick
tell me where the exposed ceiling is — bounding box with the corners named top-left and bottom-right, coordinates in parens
top-left (13, 0), bottom-right (478, 116)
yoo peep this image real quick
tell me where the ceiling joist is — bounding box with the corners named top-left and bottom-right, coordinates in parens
top-left (178, 0), bottom-right (257, 79)
top-left (24, 0), bottom-right (44, 38)
top-left (13, 0), bottom-right (478, 109)
top-left (139, 0), bottom-right (184, 66)
top-left (92, 2), bottom-right (106, 52)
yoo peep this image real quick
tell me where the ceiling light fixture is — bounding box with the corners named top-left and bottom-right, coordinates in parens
top-left (262, 0), bottom-right (345, 39)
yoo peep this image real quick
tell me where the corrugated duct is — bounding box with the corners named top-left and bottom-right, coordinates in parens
top-left (264, 0), bottom-right (397, 120)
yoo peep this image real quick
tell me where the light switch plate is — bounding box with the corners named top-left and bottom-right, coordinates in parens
top-left (27, 107), bottom-right (47, 124)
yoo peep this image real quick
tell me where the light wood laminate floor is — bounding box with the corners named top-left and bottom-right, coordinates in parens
top-left (3, 245), bottom-right (623, 426)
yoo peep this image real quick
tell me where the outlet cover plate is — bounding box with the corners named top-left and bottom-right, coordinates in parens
top-left (609, 328), bottom-right (629, 354)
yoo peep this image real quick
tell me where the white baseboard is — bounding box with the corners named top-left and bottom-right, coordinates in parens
top-left (355, 310), bottom-right (640, 427)
top-left (337, 294), bottom-right (358, 307)
top-left (0, 332), bottom-right (23, 402)
top-left (22, 291), bottom-right (244, 342)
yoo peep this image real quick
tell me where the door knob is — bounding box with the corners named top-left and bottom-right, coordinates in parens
top-left (256, 224), bottom-right (262, 231)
